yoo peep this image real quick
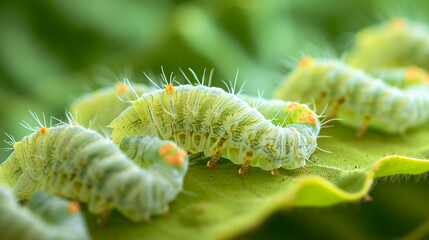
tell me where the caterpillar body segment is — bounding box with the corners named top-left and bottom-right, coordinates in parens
top-left (109, 85), bottom-right (320, 173)
top-left (0, 124), bottom-right (188, 221)
top-left (239, 94), bottom-right (321, 134)
top-left (371, 66), bottom-right (429, 88)
top-left (274, 58), bottom-right (429, 135)
top-left (0, 185), bottom-right (90, 240)
top-left (347, 18), bottom-right (429, 71)
top-left (70, 82), bottom-right (152, 132)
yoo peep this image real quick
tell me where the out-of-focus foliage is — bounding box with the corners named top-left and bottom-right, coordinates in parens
top-left (1, 0), bottom-right (429, 239)
top-left (238, 178), bottom-right (429, 240)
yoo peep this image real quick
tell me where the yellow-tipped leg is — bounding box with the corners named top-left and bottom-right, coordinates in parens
top-left (238, 159), bottom-right (252, 177)
top-left (238, 165), bottom-right (248, 176)
top-left (206, 158), bottom-right (218, 170)
top-left (270, 168), bottom-right (279, 176)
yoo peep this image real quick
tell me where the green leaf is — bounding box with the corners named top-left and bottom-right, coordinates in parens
top-left (86, 124), bottom-right (429, 240)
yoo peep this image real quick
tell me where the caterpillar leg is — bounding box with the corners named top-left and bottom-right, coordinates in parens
top-left (270, 168), bottom-right (279, 176)
top-left (206, 158), bottom-right (218, 169)
top-left (206, 149), bottom-right (223, 170)
top-left (97, 208), bottom-right (111, 227)
top-left (357, 115), bottom-right (371, 139)
top-left (238, 164), bottom-right (248, 176)
top-left (238, 159), bottom-right (252, 176)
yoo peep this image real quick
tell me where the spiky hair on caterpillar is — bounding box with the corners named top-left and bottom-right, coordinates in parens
top-left (70, 79), bottom-right (153, 133)
top-left (0, 113), bottom-right (188, 222)
top-left (274, 57), bottom-right (429, 137)
top-left (109, 69), bottom-right (322, 176)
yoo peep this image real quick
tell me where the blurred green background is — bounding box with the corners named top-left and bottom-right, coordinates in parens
top-left (1, 0), bottom-right (429, 239)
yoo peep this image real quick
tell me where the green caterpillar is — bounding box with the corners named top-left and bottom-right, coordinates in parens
top-left (0, 185), bottom-right (90, 240)
top-left (274, 57), bottom-right (429, 137)
top-left (370, 66), bottom-right (429, 88)
top-left (109, 82), bottom-right (321, 175)
top-left (70, 82), bottom-right (152, 133)
top-left (0, 121), bottom-right (188, 221)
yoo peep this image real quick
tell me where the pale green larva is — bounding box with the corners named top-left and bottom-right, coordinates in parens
top-left (0, 122), bottom-right (188, 221)
top-left (346, 18), bottom-right (429, 88)
top-left (239, 93), bottom-right (321, 130)
top-left (274, 57), bottom-right (429, 137)
top-left (371, 66), bottom-right (429, 88)
top-left (347, 18), bottom-right (429, 71)
top-left (0, 185), bottom-right (90, 240)
top-left (70, 82), bottom-right (153, 133)
top-left (109, 83), bottom-right (321, 175)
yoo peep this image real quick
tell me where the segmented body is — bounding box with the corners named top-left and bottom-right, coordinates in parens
top-left (347, 18), bottom-right (429, 71)
top-left (274, 58), bottom-right (429, 134)
top-left (0, 185), bottom-right (90, 240)
top-left (110, 85), bottom-right (320, 171)
top-left (0, 124), bottom-right (188, 221)
top-left (70, 83), bottom-right (152, 132)
top-left (371, 66), bottom-right (429, 88)
top-left (239, 94), bottom-right (320, 128)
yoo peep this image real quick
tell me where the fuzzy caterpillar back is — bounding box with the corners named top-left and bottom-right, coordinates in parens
top-left (274, 58), bottom-right (429, 134)
top-left (0, 124), bottom-right (188, 221)
top-left (110, 84), bottom-right (320, 173)
top-left (70, 82), bottom-right (152, 133)
top-left (347, 18), bottom-right (429, 71)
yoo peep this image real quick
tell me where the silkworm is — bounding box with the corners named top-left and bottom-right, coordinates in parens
top-left (0, 121), bottom-right (188, 221)
top-left (346, 18), bottom-right (429, 71)
top-left (109, 83), bottom-right (321, 175)
top-left (0, 185), bottom-right (90, 240)
top-left (274, 57), bottom-right (429, 136)
top-left (70, 82), bottom-right (152, 132)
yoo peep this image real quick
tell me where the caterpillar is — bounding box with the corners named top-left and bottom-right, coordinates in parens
top-left (274, 57), bottom-right (429, 136)
top-left (239, 93), bottom-right (321, 128)
top-left (109, 83), bottom-right (321, 175)
top-left (346, 18), bottom-right (429, 71)
top-left (70, 81), bottom-right (152, 132)
top-left (370, 66), bottom-right (429, 88)
top-left (0, 184), bottom-right (90, 240)
top-left (0, 121), bottom-right (188, 221)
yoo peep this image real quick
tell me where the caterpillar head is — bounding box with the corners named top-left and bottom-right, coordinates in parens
top-left (158, 143), bottom-right (187, 167)
top-left (120, 136), bottom-right (188, 168)
top-left (285, 102), bottom-right (317, 124)
top-left (285, 102), bottom-right (320, 133)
